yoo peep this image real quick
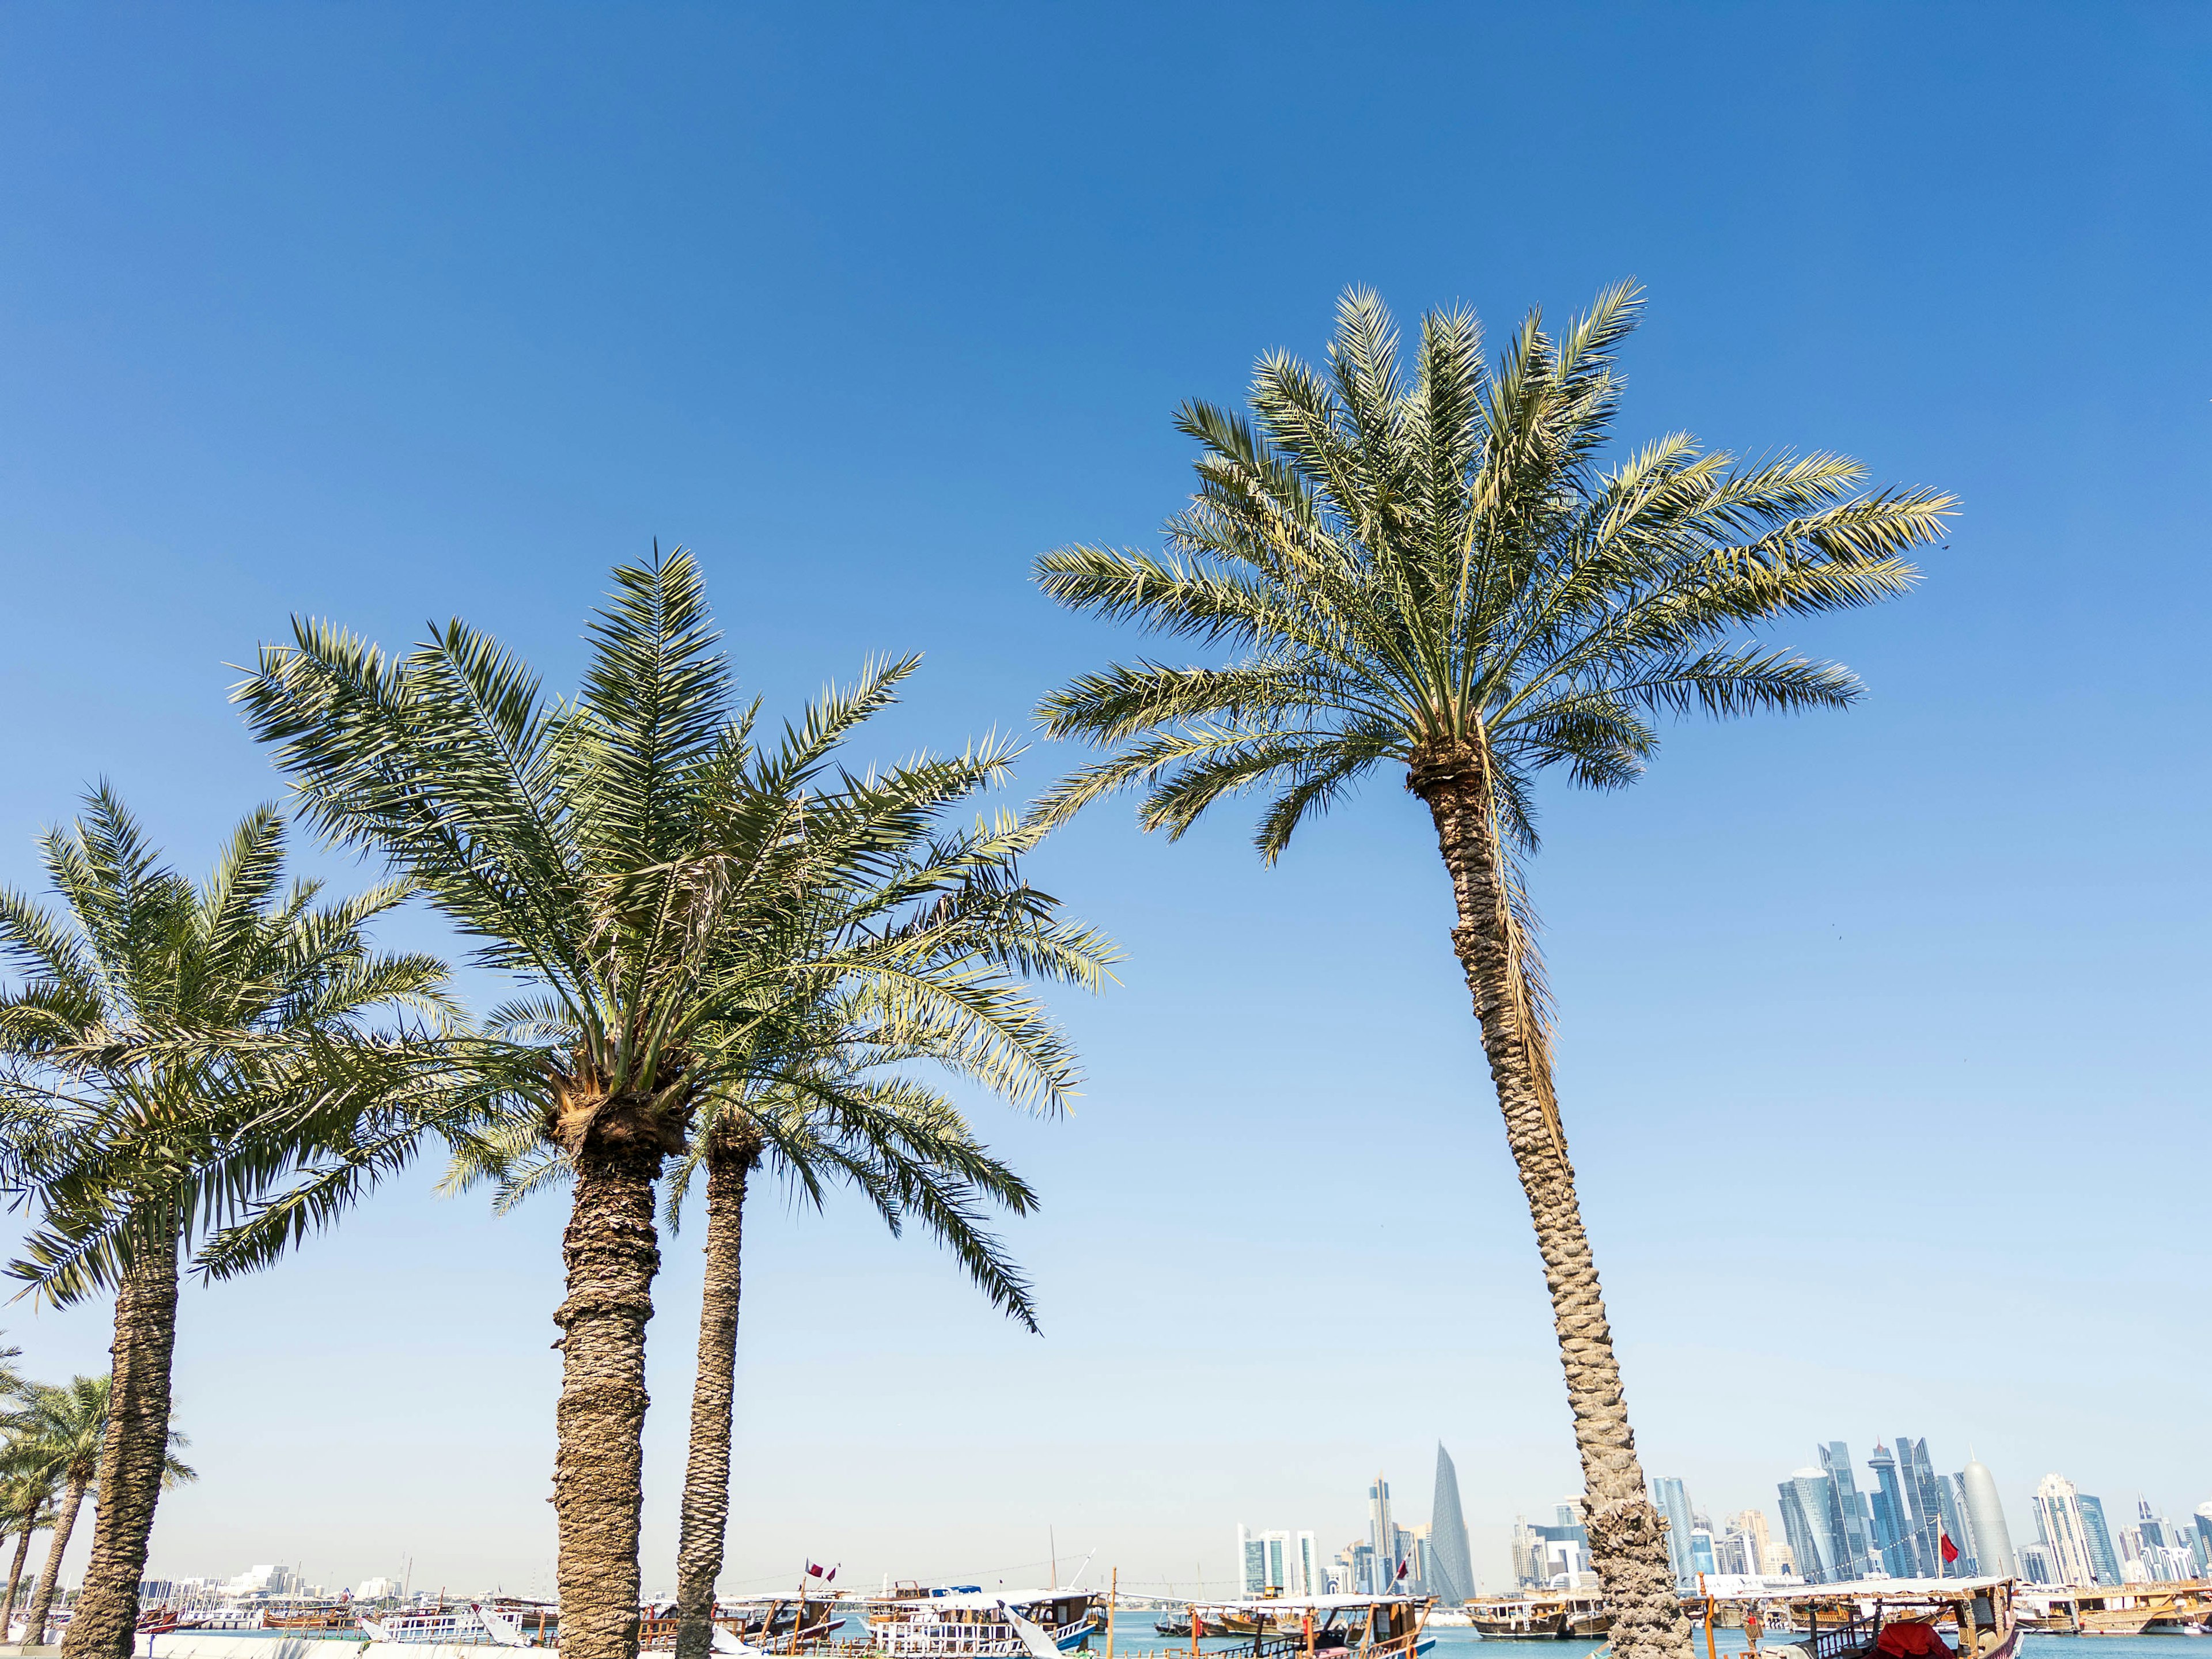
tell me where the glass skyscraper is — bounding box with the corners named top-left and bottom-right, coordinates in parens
top-left (1821, 1443), bottom-right (1877, 1579)
top-left (1867, 1444), bottom-right (1915, 1577)
top-left (2078, 1495), bottom-right (2123, 1586)
top-left (1653, 1478), bottom-right (1696, 1588)
top-left (1427, 1445), bottom-right (1475, 1607)
top-left (1779, 1469), bottom-right (1840, 1584)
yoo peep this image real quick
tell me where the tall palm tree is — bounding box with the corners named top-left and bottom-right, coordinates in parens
top-left (0, 794), bottom-right (454, 1659)
top-left (1030, 285), bottom-right (1953, 1659)
top-left (0, 1468), bottom-right (58, 1637)
top-left (233, 548), bottom-right (1109, 1659)
top-left (3, 1377), bottom-right (194, 1647)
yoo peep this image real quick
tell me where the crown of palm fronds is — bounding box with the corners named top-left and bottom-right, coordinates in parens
top-left (0, 793), bottom-right (463, 1304)
top-left (224, 549), bottom-right (1113, 1301)
top-left (1034, 281), bottom-right (1955, 860)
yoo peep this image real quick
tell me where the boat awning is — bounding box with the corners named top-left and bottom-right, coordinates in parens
top-left (1191, 1597), bottom-right (1429, 1613)
top-left (1702, 1578), bottom-right (2014, 1603)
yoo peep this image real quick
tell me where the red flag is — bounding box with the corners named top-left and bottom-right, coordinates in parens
top-left (1940, 1533), bottom-right (1961, 1565)
top-left (1395, 1561), bottom-right (1409, 1582)
top-left (826, 1568), bottom-right (838, 1584)
top-left (806, 1563), bottom-right (824, 1578)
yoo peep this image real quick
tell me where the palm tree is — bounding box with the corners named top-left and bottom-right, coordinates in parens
top-left (233, 548), bottom-right (1110, 1659)
top-left (3, 1377), bottom-right (194, 1647)
top-left (1030, 285), bottom-right (1953, 1659)
top-left (0, 794), bottom-right (454, 1659)
top-left (0, 1468), bottom-right (58, 1637)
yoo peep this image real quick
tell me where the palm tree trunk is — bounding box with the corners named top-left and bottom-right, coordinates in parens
top-left (23, 1479), bottom-right (88, 1648)
top-left (3, 1525), bottom-right (36, 1635)
top-left (61, 1221), bottom-right (182, 1659)
top-left (1412, 747), bottom-right (1689, 1659)
top-left (674, 1145), bottom-right (756, 1659)
top-left (554, 1138), bottom-right (669, 1659)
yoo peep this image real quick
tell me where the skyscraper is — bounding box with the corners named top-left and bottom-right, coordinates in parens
top-left (1868, 1445), bottom-right (1915, 1577)
top-left (1939, 1475), bottom-right (1978, 1575)
top-left (1822, 1443), bottom-right (1877, 1578)
top-left (1961, 1459), bottom-right (2016, 1577)
top-left (1779, 1470), bottom-right (1840, 1584)
top-left (1368, 1475), bottom-right (1397, 1586)
top-left (1726, 1510), bottom-right (1777, 1577)
top-left (1653, 1478), bottom-right (1696, 1589)
top-left (2032, 1474), bottom-right (2100, 1588)
top-left (1897, 1438), bottom-right (1950, 1576)
top-left (1427, 1445), bottom-right (1475, 1607)
top-left (2077, 1495), bottom-right (2122, 1586)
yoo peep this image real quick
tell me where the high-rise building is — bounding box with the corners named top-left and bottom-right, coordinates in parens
top-left (1369, 1475), bottom-right (1398, 1586)
top-left (1936, 1474), bottom-right (1976, 1575)
top-left (1653, 1478), bottom-right (1696, 1589)
top-left (1868, 1444), bottom-right (1915, 1577)
top-left (1427, 1445), bottom-right (1476, 1607)
top-left (1689, 1530), bottom-right (1718, 1578)
top-left (2078, 1495), bottom-right (2122, 1586)
top-left (2192, 1505), bottom-right (2212, 1576)
top-left (1822, 1443), bottom-right (1877, 1580)
top-left (2018, 1543), bottom-right (2056, 1585)
top-left (1960, 1459), bottom-right (2016, 1577)
top-left (1897, 1438), bottom-right (1950, 1576)
top-left (2032, 1474), bottom-right (2100, 1588)
top-left (1779, 1470), bottom-right (1840, 1585)
top-left (1237, 1527), bottom-right (1324, 1596)
top-left (1726, 1510), bottom-right (1777, 1577)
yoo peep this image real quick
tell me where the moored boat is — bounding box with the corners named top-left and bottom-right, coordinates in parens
top-left (1465, 1592), bottom-right (1608, 1641)
top-left (1696, 1575), bottom-right (2023, 1659)
top-left (866, 1585), bottom-right (1103, 1658)
top-left (1164, 1595), bottom-right (1435, 1659)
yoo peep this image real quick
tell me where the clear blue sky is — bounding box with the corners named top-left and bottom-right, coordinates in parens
top-left (1, 1), bottom-right (2206, 1601)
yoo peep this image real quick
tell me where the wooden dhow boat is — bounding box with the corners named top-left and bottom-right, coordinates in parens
top-left (1162, 1595), bottom-right (1435, 1659)
top-left (866, 1584), bottom-right (1104, 1658)
top-left (1695, 1575), bottom-right (2023, 1659)
top-left (1465, 1591), bottom-right (1609, 1641)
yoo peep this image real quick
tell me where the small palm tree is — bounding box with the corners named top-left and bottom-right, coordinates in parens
top-left (234, 549), bottom-right (1109, 1659)
top-left (1031, 285), bottom-right (1953, 1659)
top-left (0, 1467), bottom-right (58, 1638)
top-left (0, 794), bottom-right (454, 1659)
top-left (2, 1378), bottom-right (194, 1646)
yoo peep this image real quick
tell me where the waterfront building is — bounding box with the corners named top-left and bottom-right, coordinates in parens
top-left (2018, 1543), bottom-right (2057, 1586)
top-left (1939, 1474), bottom-right (1978, 1575)
top-left (2192, 1505), bottom-right (2212, 1575)
top-left (1779, 1469), bottom-right (1840, 1584)
top-left (1897, 1439), bottom-right (1952, 1576)
top-left (1654, 1478), bottom-right (1696, 1588)
top-left (1868, 1444), bottom-right (1915, 1577)
top-left (2078, 1494), bottom-right (2123, 1585)
top-left (2032, 1474), bottom-right (2101, 1587)
top-left (1821, 1442), bottom-right (1878, 1579)
top-left (1726, 1510), bottom-right (1777, 1577)
top-left (1510, 1507), bottom-right (1591, 1589)
top-left (1961, 1459), bottom-right (2018, 1577)
top-left (1238, 1526), bottom-right (1324, 1596)
top-left (1428, 1445), bottom-right (1476, 1606)
top-left (1689, 1529), bottom-right (1718, 1578)
top-left (1368, 1475), bottom-right (1399, 1587)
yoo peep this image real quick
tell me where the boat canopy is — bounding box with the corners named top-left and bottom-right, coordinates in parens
top-left (887, 1589), bottom-right (1093, 1612)
top-left (1190, 1597), bottom-right (1430, 1612)
top-left (1702, 1578), bottom-right (2014, 1603)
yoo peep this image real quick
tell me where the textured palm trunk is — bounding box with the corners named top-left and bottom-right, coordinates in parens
top-left (23, 1478), bottom-right (88, 1647)
top-left (3, 1525), bottom-right (36, 1635)
top-left (1412, 745), bottom-right (1690, 1659)
top-left (674, 1141), bottom-right (756, 1659)
top-left (62, 1218), bottom-right (183, 1659)
top-left (554, 1139), bottom-right (669, 1659)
